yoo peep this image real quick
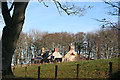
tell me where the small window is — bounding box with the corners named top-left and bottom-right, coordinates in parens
top-left (51, 56), bottom-right (54, 59)
top-left (71, 53), bottom-right (74, 55)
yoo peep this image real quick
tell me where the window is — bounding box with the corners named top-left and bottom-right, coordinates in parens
top-left (71, 53), bottom-right (74, 55)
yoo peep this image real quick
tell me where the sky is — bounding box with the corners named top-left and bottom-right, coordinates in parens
top-left (0, 1), bottom-right (118, 37)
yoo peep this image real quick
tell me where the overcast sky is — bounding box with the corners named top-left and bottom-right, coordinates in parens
top-left (0, 1), bottom-right (118, 37)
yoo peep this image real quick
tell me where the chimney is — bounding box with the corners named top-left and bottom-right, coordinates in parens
top-left (70, 43), bottom-right (74, 50)
top-left (55, 47), bottom-right (59, 52)
top-left (42, 48), bottom-right (45, 53)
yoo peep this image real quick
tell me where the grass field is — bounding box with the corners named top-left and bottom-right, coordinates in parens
top-left (13, 57), bottom-right (120, 79)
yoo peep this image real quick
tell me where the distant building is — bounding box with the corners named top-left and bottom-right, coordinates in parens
top-left (48, 47), bottom-right (63, 62)
top-left (32, 43), bottom-right (88, 64)
top-left (33, 56), bottom-right (43, 64)
top-left (62, 43), bottom-right (86, 62)
top-left (32, 47), bottom-right (63, 64)
top-left (31, 48), bottom-right (50, 64)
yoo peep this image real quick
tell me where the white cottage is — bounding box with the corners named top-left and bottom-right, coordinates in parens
top-left (62, 43), bottom-right (81, 62)
top-left (48, 48), bottom-right (63, 62)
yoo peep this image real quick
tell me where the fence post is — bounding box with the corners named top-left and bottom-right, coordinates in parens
top-left (77, 64), bottom-right (79, 79)
top-left (109, 62), bottom-right (112, 78)
top-left (25, 67), bottom-right (27, 77)
top-left (55, 65), bottom-right (58, 79)
top-left (38, 66), bottom-right (40, 80)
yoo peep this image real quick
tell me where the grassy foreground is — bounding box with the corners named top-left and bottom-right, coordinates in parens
top-left (13, 58), bottom-right (120, 79)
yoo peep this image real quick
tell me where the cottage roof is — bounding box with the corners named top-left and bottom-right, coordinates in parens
top-left (64, 43), bottom-right (77, 57)
top-left (62, 43), bottom-right (79, 62)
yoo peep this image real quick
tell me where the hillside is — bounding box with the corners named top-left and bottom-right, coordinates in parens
top-left (13, 57), bottom-right (120, 79)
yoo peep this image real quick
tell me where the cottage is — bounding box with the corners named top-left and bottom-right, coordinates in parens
top-left (62, 43), bottom-right (86, 62)
top-left (52, 48), bottom-right (62, 62)
top-left (32, 48), bottom-right (51, 64)
top-left (48, 48), bottom-right (63, 62)
top-left (32, 47), bottom-right (63, 64)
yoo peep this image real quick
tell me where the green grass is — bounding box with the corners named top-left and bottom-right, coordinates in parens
top-left (13, 57), bottom-right (120, 79)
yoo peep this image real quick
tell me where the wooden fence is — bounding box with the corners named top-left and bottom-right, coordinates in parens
top-left (13, 62), bottom-right (113, 79)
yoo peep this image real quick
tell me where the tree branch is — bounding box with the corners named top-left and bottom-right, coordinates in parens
top-left (43, 2), bottom-right (48, 7)
top-left (53, 0), bottom-right (88, 17)
top-left (38, 0), bottom-right (48, 7)
top-left (54, 1), bottom-right (62, 16)
top-left (11, 2), bottom-right (29, 27)
top-left (93, 18), bottom-right (118, 29)
top-left (104, 1), bottom-right (119, 9)
top-left (55, 0), bottom-right (70, 15)
top-left (108, 12), bottom-right (118, 15)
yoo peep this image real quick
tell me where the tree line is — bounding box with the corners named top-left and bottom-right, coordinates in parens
top-left (12, 27), bottom-right (119, 65)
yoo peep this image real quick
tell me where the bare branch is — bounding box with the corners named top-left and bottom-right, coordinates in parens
top-left (108, 12), bottom-right (118, 15)
top-left (43, 2), bottom-right (48, 7)
top-left (104, 1), bottom-right (119, 9)
top-left (55, 1), bottom-right (70, 15)
top-left (38, 0), bottom-right (48, 7)
top-left (93, 18), bottom-right (119, 30)
top-left (53, 1), bottom-right (62, 16)
top-left (53, 0), bottom-right (89, 17)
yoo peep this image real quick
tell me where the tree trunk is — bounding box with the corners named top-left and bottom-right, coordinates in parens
top-left (104, 51), bottom-right (107, 59)
top-left (87, 41), bottom-right (91, 60)
top-left (16, 52), bottom-right (18, 65)
top-left (107, 46), bottom-right (110, 59)
top-left (19, 48), bottom-right (22, 65)
top-left (84, 45), bottom-right (87, 58)
top-left (1, 2), bottom-right (28, 77)
top-left (96, 43), bottom-right (100, 59)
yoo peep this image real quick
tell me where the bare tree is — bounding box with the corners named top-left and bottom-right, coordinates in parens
top-left (75, 32), bottom-right (85, 54)
top-left (103, 1), bottom-right (120, 57)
